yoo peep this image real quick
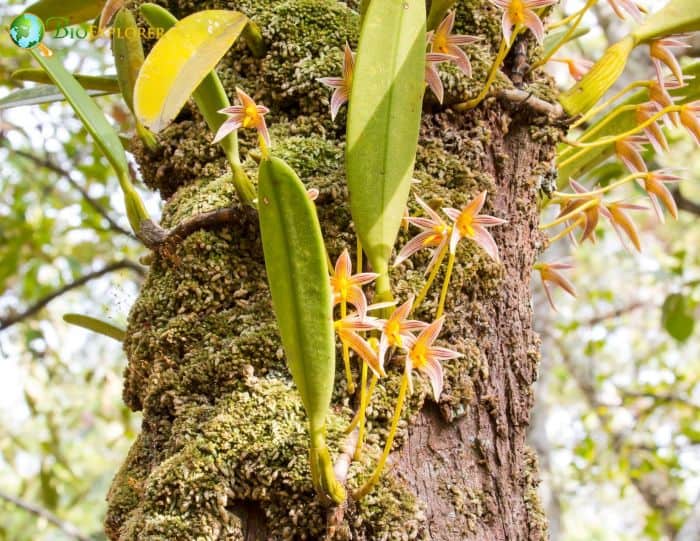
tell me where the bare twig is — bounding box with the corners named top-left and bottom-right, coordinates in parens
top-left (0, 260), bottom-right (144, 332)
top-left (9, 146), bottom-right (136, 240)
top-left (0, 489), bottom-right (93, 541)
top-left (672, 188), bottom-right (700, 217)
top-left (496, 88), bottom-right (566, 119)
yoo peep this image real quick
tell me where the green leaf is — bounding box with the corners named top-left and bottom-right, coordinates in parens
top-left (24, 0), bottom-right (105, 30)
top-left (62, 313), bottom-right (126, 341)
top-left (543, 26), bottom-right (590, 58)
top-left (0, 84), bottom-right (113, 110)
top-left (11, 69), bottom-right (120, 92)
top-left (662, 293), bottom-right (695, 342)
top-left (257, 155), bottom-right (344, 504)
top-left (28, 49), bottom-right (150, 234)
top-left (345, 0), bottom-right (426, 300)
top-left (112, 8), bottom-right (144, 114)
top-left (134, 9), bottom-right (248, 133)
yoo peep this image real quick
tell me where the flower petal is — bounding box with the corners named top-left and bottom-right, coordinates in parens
top-left (471, 224), bottom-right (500, 261)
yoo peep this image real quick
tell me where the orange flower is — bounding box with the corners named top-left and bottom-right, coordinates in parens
top-left (489, 0), bottom-right (558, 44)
top-left (443, 191), bottom-right (507, 260)
top-left (638, 170), bottom-right (681, 222)
top-left (615, 135), bottom-right (648, 173)
top-left (650, 36), bottom-right (690, 85)
top-left (330, 249), bottom-right (378, 318)
top-left (403, 317), bottom-right (461, 400)
top-left (556, 179), bottom-right (602, 244)
top-left (550, 57), bottom-right (594, 81)
top-left (395, 195), bottom-right (451, 273)
top-left (319, 43), bottom-right (354, 120)
top-left (607, 0), bottom-right (644, 22)
top-left (428, 10), bottom-right (480, 77)
top-left (376, 296), bottom-right (428, 368)
top-left (600, 201), bottom-right (647, 252)
top-left (213, 87), bottom-right (271, 147)
top-left (425, 52), bottom-right (455, 104)
top-left (635, 102), bottom-right (669, 154)
top-left (335, 313), bottom-right (385, 378)
top-left (534, 262), bottom-right (576, 311)
top-left (679, 101), bottom-right (700, 145)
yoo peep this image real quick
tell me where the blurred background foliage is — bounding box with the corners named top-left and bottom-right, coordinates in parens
top-left (0, 0), bottom-right (698, 540)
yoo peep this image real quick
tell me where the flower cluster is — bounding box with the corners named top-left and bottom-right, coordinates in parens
top-left (330, 250), bottom-right (461, 400)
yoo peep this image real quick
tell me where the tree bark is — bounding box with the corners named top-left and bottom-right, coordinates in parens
top-left (105, 1), bottom-right (559, 539)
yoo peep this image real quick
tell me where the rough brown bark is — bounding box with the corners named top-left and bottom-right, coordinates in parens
top-left (105, 1), bottom-right (559, 539)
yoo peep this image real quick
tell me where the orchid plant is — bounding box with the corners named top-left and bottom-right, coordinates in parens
top-left (9, 0), bottom-right (700, 508)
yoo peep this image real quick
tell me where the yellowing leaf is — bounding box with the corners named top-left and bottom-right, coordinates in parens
top-left (134, 10), bottom-right (248, 133)
top-left (24, 0), bottom-right (105, 30)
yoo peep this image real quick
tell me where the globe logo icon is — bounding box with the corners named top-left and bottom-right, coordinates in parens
top-left (9, 13), bottom-right (45, 49)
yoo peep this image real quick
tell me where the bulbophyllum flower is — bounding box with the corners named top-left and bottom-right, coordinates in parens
top-left (376, 296), bottom-right (428, 368)
top-left (395, 195), bottom-right (451, 273)
top-left (679, 101), bottom-right (700, 145)
top-left (600, 201), bottom-right (647, 252)
top-left (403, 317), bottom-right (461, 400)
top-left (638, 170), bottom-right (681, 222)
top-left (557, 179), bottom-right (602, 244)
top-left (615, 135), bottom-right (648, 173)
top-left (318, 43), bottom-right (354, 120)
top-left (550, 57), bottom-right (594, 81)
top-left (648, 79), bottom-right (683, 128)
top-left (635, 102), bottom-right (669, 154)
top-left (488, 0), bottom-right (558, 44)
top-left (213, 87), bottom-right (271, 147)
top-left (335, 314), bottom-right (385, 378)
top-left (607, 0), bottom-right (644, 23)
top-left (425, 53), bottom-right (455, 104)
top-left (428, 10), bottom-right (480, 77)
top-left (330, 249), bottom-right (378, 318)
top-left (443, 191), bottom-right (507, 260)
top-left (534, 262), bottom-right (576, 311)
top-left (650, 36), bottom-right (690, 85)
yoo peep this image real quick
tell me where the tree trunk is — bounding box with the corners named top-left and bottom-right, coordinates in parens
top-left (105, 1), bottom-right (558, 539)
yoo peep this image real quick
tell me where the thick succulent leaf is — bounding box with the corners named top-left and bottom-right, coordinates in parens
top-left (29, 50), bottom-right (149, 234)
top-left (133, 10), bottom-right (248, 133)
top-left (345, 0), bottom-right (426, 295)
top-left (30, 50), bottom-right (128, 179)
top-left (257, 156), bottom-right (335, 433)
top-left (558, 61), bottom-right (700, 186)
top-left (63, 313), bottom-right (125, 341)
top-left (632, 0), bottom-right (700, 44)
top-left (427, 0), bottom-right (456, 30)
top-left (112, 8), bottom-right (144, 113)
top-left (0, 84), bottom-right (113, 110)
top-left (24, 0), bottom-right (105, 30)
top-left (11, 69), bottom-right (120, 92)
top-left (257, 155), bottom-right (344, 503)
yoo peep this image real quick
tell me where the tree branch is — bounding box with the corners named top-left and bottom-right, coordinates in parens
top-left (0, 489), bottom-right (93, 541)
top-left (9, 146), bottom-right (137, 240)
top-left (672, 187), bottom-right (700, 217)
top-left (0, 260), bottom-right (144, 332)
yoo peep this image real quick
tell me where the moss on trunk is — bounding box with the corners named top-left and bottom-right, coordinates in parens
top-left (107, 1), bottom-right (559, 539)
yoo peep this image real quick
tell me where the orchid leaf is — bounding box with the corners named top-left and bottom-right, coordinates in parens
top-left (24, 0), bottom-right (105, 30)
top-left (0, 84), bottom-right (113, 110)
top-left (543, 26), bottom-right (590, 58)
top-left (133, 9), bottom-right (248, 133)
top-left (11, 69), bottom-right (120, 92)
top-left (29, 49), bottom-right (149, 235)
top-left (63, 313), bottom-right (126, 342)
top-left (257, 155), bottom-right (345, 504)
top-left (345, 0), bottom-right (426, 301)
